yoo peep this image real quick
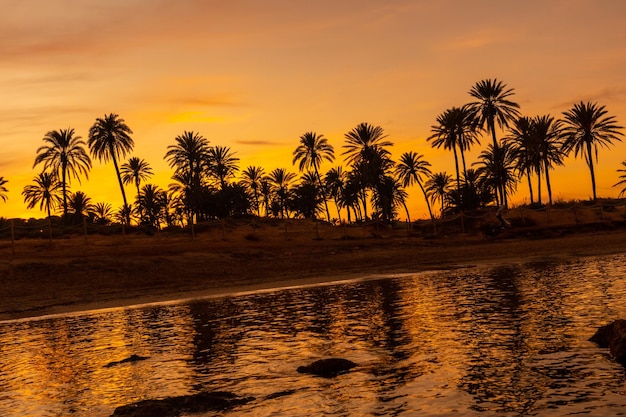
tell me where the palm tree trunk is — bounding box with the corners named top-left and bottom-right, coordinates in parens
top-left (536, 167), bottom-right (542, 205)
top-left (46, 202), bottom-right (53, 244)
top-left (109, 145), bottom-right (129, 224)
top-left (360, 189), bottom-right (368, 220)
top-left (333, 197), bottom-right (342, 224)
top-left (452, 146), bottom-right (461, 206)
top-left (586, 142), bottom-right (597, 200)
top-left (460, 147), bottom-right (468, 186)
top-left (417, 180), bottom-right (436, 233)
top-left (526, 170), bottom-right (534, 204)
top-left (314, 168), bottom-right (331, 222)
top-left (544, 160), bottom-right (553, 205)
top-left (62, 161), bottom-right (68, 220)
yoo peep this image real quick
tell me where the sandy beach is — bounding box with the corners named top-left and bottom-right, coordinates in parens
top-left (2, 215), bottom-right (626, 321)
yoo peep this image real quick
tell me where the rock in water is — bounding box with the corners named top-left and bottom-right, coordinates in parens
top-left (297, 358), bottom-right (357, 377)
top-left (104, 354), bottom-right (149, 368)
top-left (111, 391), bottom-right (254, 417)
top-left (590, 319), bottom-right (626, 366)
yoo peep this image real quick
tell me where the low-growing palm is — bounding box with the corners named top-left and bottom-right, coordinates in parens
top-left (93, 202), bottom-right (113, 225)
top-left (268, 168), bottom-right (296, 218)
top-left (426, 172), bottom-right (452, 217)
top-left (121, 157), bottom-right (153, 202)
top-left (22, 172), bottom-right (63, 242)
top-left (240, 166), bottom-right (265, 216)
top-left (68, 191), bottom-right (94, 223)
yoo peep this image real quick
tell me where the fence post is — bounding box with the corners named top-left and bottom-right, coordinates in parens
top-left (10, 220), bottom-right (15, 255)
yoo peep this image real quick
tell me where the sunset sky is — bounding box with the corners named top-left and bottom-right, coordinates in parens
top-left (2, 0), bottom-right (626, 220)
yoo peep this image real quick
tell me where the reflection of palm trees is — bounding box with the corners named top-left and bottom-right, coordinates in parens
top-left (396, 152), bottom-right (435, 229)
top-left (293, 132), bottom-right (335, 222)
top-left (34, 128), bottom-right (91, 218)
top-left (560, 101), bottom-right (624, 200)
top-left (22, 172), bottom-right (62, 242)
top-left (0, 176), bottom-right (8, 202)
top-left (426, 172), bottom-right (452, 217)
top-left (240, 166), bottom-right (265, 216)
top-left (88, 114), bottom-right (134, 223)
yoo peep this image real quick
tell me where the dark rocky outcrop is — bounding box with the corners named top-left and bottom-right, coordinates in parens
top-left (104, 354), bottom-right (149, 368)
top-left (297, 358), bottom-right (357, 377)
top-left (110, 391), bottom-right (254, 417)
top-left (590, 319), bottom-right (626, 366)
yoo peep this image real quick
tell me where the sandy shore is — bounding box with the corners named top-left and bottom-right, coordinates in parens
top-left (2, 217), bottom-right (626, 321)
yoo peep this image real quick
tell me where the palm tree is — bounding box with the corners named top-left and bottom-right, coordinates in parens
top-left (560, 101), bottom-right (624, 200)
top-left (268, 168), bottom-right (296, 218)
top-left (426, 172), bottom-right (452, 217)
top-left (428, 107), bottom-right (465, 195)
top-left (467, 78), bottom-right (521, 149)
top-left (325, 166), bottom-right (347, 223)
top-left (22, 172), bottom-right (62, 242)
top-left (165, 131), bottom-right (210, 228)
top-left (206, 145), bottom-right (239, 189)
top-left (343, 123), bottom-right (394, 220)
top-left (395, 151), bottom-right (436, 230)
top-left (259, 178), bottom-right (272, 217)
top-left (240, 166), bottom-right (265, 216)
top-left (137, 184), bottom-right (166, 228)
top-left (121, 157), bottom-right (153, 202)
top-left (88, 113), bottom-right (134, 223)
top-left (293, 131), bottom-right (335, 222)
top-left (93, 202), bottom-right (113, 225)
top-left (614, 161), bottom-right (626, 197)
top-left (68, 191), bottom-right (94, 224)
top-left (34, 128), bottom-right (91, 218)
top-left (0, 177), bottom-right (8, 202)
top-left (506, 116), bottom-right (539, 204)
top-left (474, 143), bottom-right (518, 207)
top-left (533, 115), bottom-right (564, 205)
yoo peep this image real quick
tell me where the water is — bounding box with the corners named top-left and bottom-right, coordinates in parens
top-left (1, 255), bottom-right (626, 416)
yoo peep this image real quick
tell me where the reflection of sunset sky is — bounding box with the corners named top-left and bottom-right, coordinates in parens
top-left (2, 1), bottom-right (626, 219)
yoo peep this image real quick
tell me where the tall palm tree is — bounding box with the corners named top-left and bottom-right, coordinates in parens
top-left (560, 101), bottom-right (624, 200)
top-left (395, 151), bottom-right (436, 229)
top-left (88, 113), bottom-right (134, 223)
top-left (259, 178), bottom-right (272, 217)
top-left (22, 172), bottom-right (62, 242)
top-left (0, 177), bottom-right (8, 202)
top-left (613, 161), bottom-right (626, 197)
top-left (121, 157), bottom-right (153, 202)
top-left (324, 166), bottom-right (347, 224)
top-left (34, 128), bottom-right (91, 218)
top-left (293, 131), bottom-right (335, 222)
top-left (474, 143), bottom-right (518, 207)
top-left (343, 123), bottom-right (394, 220)
top-left (506, 116), bottom-right (539, 204)
top-left (428, 107), bottom-right (465, 195)
top-left (240, 166), bottom-right (265, 216)
top-left (165, 131), bottom-right (210, 227)
top-left (426, 172), bottom-right (452, 217)
top-left (467, 78), bottom-right (521, 149)
top-left (268, 168), bottom-right (296, 218)
top-left (206, 145), bottom-right (239, 190)
top-left (533, 115), bottom-right (564, 205)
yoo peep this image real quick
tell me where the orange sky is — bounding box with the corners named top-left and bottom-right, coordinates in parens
top-left (2, 0), bottom-right (626, 220)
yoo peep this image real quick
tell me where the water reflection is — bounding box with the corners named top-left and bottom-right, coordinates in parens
top-left (0, 255), bottom-right (625, 416)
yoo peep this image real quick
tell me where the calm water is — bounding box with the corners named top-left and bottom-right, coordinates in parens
top-left (1, 255), bottom-right (626, 416)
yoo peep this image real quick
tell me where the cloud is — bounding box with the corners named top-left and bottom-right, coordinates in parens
top-left (552, 86), bottom-right (626, 110)
top-left (235, 140), bottom-right (285, 146)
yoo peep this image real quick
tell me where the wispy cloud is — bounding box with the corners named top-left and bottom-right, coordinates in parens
top-left (235, 139), bottom-right (285, 146)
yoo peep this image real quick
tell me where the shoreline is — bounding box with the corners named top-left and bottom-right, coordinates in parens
top-left (3, 220), bottom-right (626, 322)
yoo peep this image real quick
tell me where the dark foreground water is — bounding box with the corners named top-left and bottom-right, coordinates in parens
top-left (1, 254), bottom-right (626, 416)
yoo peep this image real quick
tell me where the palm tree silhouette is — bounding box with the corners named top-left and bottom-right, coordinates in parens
top-left (121, 157), bottom-right (154, 203)
top-left (324, 166), bottom-right (346, 224)
top-left (268, 168), bottom-right (296, 218)
top-left (533, 115), bottom-right (564, 205)
top-left (293, 132), bottom-right (335, 222)
top-left (137, 184), bottom-right (166, 228)
top-left (22, 172), bottom-right (62, 242)
top-left (343, 123), bottom-right (393, 220)
top-left (68, 191), bottom-right (94, 224)
top-left (206, 145), bottom-right (239, 190)
top-left (560, 101), bottom-right (624, 200)
top-left (240, 166), bottom-right (265, 216)
top-left (88, 114), bottom-right (134, 223)
top-left (165, 131), bottom-right (210, 228)
top-left (429, 107), bottom-right (465, 196)
top-left (474, 143), bottom-right (518, 207)
top-left (426, 172), bottom-right (452, 218)
top-left (467, 78), bottom-right (521, 149)
top-left (34, 128), bottom-right (91, 219)
top-left (93, 202), bottom-right (113, 225)
top-left (506, 116), bottom-right (540, 204)
top-left (613, 161), bottom-right (626, 197)
top-left (395, 151), bottom-right (436, 230)
top-left (0, 177), bottom-right (8, 202)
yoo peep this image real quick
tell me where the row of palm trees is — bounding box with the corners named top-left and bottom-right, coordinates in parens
top-left (2, 78), bottom-right (626, 231)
